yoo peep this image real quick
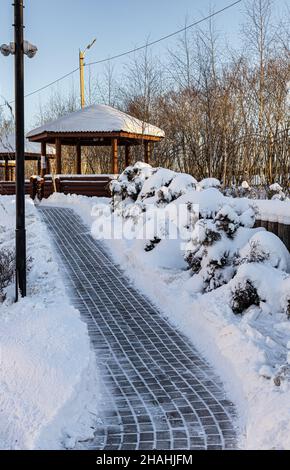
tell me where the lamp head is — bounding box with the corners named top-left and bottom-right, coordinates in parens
top-left (0, 43), bottom-right (13, 56)
top-left (23, 40), bottom-right (38, 58)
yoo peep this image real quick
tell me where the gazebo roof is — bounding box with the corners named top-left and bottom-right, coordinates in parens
top-left (26, 104), bottom-right (165, 142)
top-left (0, 133), bottom-right (55, 156)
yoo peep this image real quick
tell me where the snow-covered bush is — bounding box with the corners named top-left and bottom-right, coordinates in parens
top-left (281, 278), bottom-right (290, 319)
top-left (215, 205), bottom-right (242, 238)
top-left (226, 213), bottom-right (290, 318)
top-left (139, 168), bottom-right (176, 201)
top-left (0, 248), bottom-right (14, 301)
top-left (110, 162), bottom-right (155, 210)
top-left (239, 231), bottom-right (290, 273)
top-left (184, 201), bottom-right (257, 292)
top-left (107, 164), bottom-right (290, 315)
top-left (231, 279), bottom-right (260, 314)
top-left (222, 183), bottom-right (289, 200)
top-left (268, 183), bottom-right (286, 201)
top-left (197, 177), bottom-right (221, 191)
top-left (156, 174), bottom-right (197, 206)
top-left (229, 262), bottom-right (290, 316)
top-left (111, 163), bottom-right (197, 214)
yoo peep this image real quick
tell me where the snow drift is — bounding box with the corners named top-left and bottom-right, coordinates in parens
top-left (0, 197), bottom-right (101, 449)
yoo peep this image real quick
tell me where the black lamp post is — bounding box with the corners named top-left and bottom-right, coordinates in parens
top-left (14, 0), bottom-right (26, 300)
top-left (1, 1), bottom-right (37, 300)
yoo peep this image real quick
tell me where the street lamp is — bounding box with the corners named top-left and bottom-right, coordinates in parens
top-left (79, 38), bottom-right (96, 108)
top-left (1, 1), bottom-right (38, 300)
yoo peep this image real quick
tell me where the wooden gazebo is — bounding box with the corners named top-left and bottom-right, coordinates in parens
top-left (0, 133), bottom-right (55, 180)
top-left (26, 104), bottom-right (165, 175)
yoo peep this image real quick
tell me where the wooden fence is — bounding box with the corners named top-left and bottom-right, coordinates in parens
top-left (255, 218), bottom-right (290, 251)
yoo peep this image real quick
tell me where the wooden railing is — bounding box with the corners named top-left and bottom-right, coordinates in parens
top-left (54, 175), bottom-right (113, 197)
top-left (29, 174), bottom-right (114, 200)
top-left (0, 180), bottom-right (31, 196)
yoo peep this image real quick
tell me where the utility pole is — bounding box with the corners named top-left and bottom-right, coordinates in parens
top-left (79, 50), bottom-right (85, 109)
top-left (14, 0), bottom-right (26, 300)
top-left (79, 39), bottom-right (96, 108)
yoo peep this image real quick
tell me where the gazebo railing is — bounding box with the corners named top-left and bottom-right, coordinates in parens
top-left (30, 174), bottom-right (114, 200)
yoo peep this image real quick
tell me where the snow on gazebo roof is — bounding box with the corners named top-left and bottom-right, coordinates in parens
top-left (26, 104), bottom-right (165, 139)
top-left (0, 133), bottom-right (55, 155)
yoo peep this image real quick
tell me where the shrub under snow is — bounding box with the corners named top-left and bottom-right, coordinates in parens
top-left (197, 177), bottom-right (221, 191)
top-left (107, 163), bottom-right (290, 318)
top-left (0, 249), bottom-right (14, 301)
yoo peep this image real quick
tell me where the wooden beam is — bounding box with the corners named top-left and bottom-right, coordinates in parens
top-left (41, 141), bottom-right (47, 178)
top-left (28, 131), bottom-right (164, 144)
top-left (76, 142), bottom-right (82, 174)
top-left (112, 138), bottom-right (119, 175)
top-left (55, 138), bottom-right (62, 174)
top-left (125, 145), bottom-right (131, 167)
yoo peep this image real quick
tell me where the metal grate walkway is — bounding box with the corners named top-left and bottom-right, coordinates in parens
top-left (39, 206), bottom-right (238, 450)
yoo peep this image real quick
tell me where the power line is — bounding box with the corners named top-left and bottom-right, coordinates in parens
top-left (0, 0), bottom-right (242, 109)
top-left (24, 67), bottom-right (79, 99)
top-left (86, 0), bottom-right (242, 67)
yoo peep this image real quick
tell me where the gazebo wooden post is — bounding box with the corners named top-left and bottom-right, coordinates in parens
top-left (125, 145), bottom-right (131, 168)
top-left (144, 141), bottom-right (151, 164)
top-left (55, 137), bottom-right (62, 175)
top-left (37, 157), bottom-right (41, 176)
top-left (4, 158), bottom-right (9, 181)
top-left (41, 141), bottom-right (47, 178)
top-left (47, 157), bottom-right (51, 175)
top-left (76, 142), bottom-right (82, 174)
top-left (112, 138), bottom-right (119, 175)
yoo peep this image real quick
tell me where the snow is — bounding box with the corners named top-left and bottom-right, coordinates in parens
top-left (270, 183), bottom-right (283, 193)
top-left (42, 167), bottom-right (290, 450)
top-left (197, 177), bottom-right (221, 191)
top-left (255, 199), bottom-right (290, 224)
top-left (241, 181), bottom-right (250, 190)
top-left (175, 188), bottom-right (225, 218)
top-left (0, 133), bottom-right (55, 155)
top-left (27, 104), bottom-right (165, 138)
top-left (139, 169), bottom-right (176, 199)
top-left (0, 196), bottom-right (102, 450)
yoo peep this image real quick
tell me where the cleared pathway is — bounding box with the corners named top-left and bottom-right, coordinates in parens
top-left (39, 206), bottom-right (238, 450)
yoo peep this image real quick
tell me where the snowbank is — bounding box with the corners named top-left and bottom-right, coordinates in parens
top-left (42, 164), bottom-right (290, 450)
top-left (0, 196), bottom-right (101, 450)
top-left (255, 199), bottom-right (290, 224)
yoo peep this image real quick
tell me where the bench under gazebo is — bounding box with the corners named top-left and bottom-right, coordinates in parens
top-left (0, 133), bottom-right (55, 181)
top-left (26, 104), bottom-right (165, 175)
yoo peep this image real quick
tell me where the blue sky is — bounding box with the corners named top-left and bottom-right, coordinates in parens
top-left (0, 0), bottom-right (284, 128)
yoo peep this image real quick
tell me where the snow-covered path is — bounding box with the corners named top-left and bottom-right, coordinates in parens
top-left (39, 206), bottom-right (238, 450)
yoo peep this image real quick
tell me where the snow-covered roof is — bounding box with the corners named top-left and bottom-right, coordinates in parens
top-left (0, 133), bottom-right (55, 155)
top-left (27, 104), bottom-right (165, 139)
